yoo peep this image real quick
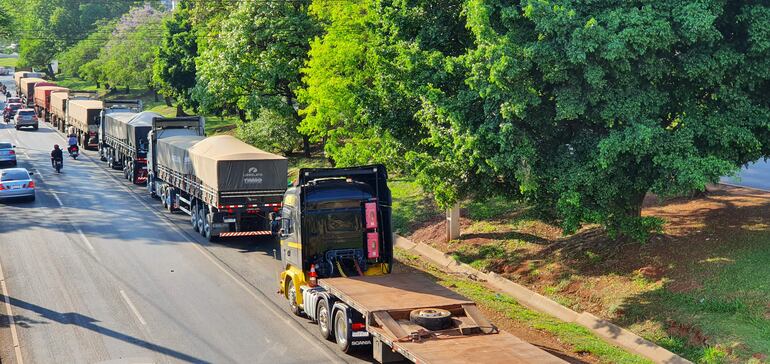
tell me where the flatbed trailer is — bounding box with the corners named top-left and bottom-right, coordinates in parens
top-left (303, 274), bottom-right (566, 363)
top-left (279, 165), bottom-right (566, 363)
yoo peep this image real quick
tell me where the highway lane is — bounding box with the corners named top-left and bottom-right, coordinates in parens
top-left (0, 77), bottom-right (357, 363)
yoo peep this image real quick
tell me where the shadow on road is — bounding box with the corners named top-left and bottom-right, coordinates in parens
top-left (0, 294), bottom-right (209, 363)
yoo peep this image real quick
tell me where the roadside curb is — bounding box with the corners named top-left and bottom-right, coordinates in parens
top-left (395, 235), bottom-right (691, 364)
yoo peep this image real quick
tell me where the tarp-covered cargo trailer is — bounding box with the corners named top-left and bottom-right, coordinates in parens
top-left (14, 72), bottom-right (43, 89)
top-left (126, 112), bottom-right (156, 153)
top-left (19, 78), bottom-right (48, 96)
top-left (67, 99), bottom-right (104, 150)
top-left (102, 112), bottom-right (135, 142)
top-left (188, 135), bottom-right (289, 193)
top-left (33, 86), bottom-right (68, 121)
top-left (49, 91), bottom-right (69, 130)
top-left (156, 135), bottom-right (205, 176)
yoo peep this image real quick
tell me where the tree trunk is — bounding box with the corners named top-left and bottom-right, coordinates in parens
top-left (152, 88), bottom-right (159, 102)
top-left (95, 81), bottom-right (100, 89)
top-left (46, 64), bottom-right (56, 81)
top-left (302, 135), bottom-right (311, 158)
top-left (125, 85), bottom-right (130, 94)
top-left (164, 96), bottom-right (173, 107)
top-left (176, 104), bottom-right (188, 117)
top-left (238, 108), bottom-right (247, 123)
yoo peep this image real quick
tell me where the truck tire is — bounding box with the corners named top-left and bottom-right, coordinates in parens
top-left (334, 309), bottom-right (352, 353)
top-left (197, 206), bottom-right (206, 237)
top-left (286, 278), bottom-right (302, 316)
top-left (317, 299), bottom-right (333, 340)
top-left (191, 203), bottom-right (200, 232)
top-left (409, 308), bottom-right (452, 331)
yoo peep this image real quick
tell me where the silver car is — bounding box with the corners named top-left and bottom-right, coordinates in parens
top-left (0, 168), bottom-right (35, 202)
top-left (0, 141), bottom-right (16, 167)
top-left (14, 109), bottom-right (38, 130)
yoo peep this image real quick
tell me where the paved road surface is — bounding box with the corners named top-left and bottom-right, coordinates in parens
top-left (721, 160), bottom-right (770, 191)
top-left (0, 75), bottom-right (366, 363)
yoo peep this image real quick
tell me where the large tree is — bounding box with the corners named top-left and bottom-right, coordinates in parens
top-left (153, 0), bottom-right (198, 111)
top-left (195, 0), bottom-right (319, 154)
top-left (415, 0), bottom-right (770, 239)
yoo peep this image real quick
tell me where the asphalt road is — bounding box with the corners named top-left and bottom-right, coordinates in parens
top-left (721, 160), bottom-right (770, 191)
top-left (0, 75), bottom-right (367, 364)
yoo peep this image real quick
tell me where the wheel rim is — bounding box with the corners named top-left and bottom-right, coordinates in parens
top-left (318, 305), bottom-right (329, 335)
top-left (335, 313), bottom-right (347, 347)
top-left (191, 207), bottom-right (198, 228)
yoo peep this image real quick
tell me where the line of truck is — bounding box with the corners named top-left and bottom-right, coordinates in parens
top-left (13, 71), bottom-right (567, 363)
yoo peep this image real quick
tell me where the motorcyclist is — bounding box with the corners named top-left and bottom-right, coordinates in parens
top-left (67, 134), bottom-right (78, 154)
top-left (51, 144), bottom-right (63, 168)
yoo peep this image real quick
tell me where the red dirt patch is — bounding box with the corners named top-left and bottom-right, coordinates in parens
top-left (666, 320), bottom-right (709, 347)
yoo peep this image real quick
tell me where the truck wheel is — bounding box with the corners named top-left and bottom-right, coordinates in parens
top-left (191, 203), bottom-right (200, 232)
top-left (204, 218), bottom-right (219, 242)
top-left (287, 279), bottom-right (302, 316)
top-left (166, 190), bottom-right (176, 213)
top-left (197, 207), bottom-right (206, 237)
top-left (317, 299), bottom-right (333, 340)
top-left (334, 309), bottom-right (352, 353)
top-left (409, 308), bottom-right (452, 331)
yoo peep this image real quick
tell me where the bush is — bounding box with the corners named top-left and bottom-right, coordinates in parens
top-left (236, 109), bottom-right (301, 155)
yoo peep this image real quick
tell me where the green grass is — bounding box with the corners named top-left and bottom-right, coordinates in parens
top-left (204, 115), bottom-right (239, 135)
top-left (52, 76), bottom-right (99, 91)
top-left (390, 179), bottom-right (441, 234)
top-left (0, 57), bottom-right (17, 68)
top-left (395, 248), bottom-right (652, 364)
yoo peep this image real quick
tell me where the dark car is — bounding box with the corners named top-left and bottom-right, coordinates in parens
top-left (6, 97), bottom-right (22, 105)
top-left (3, 103), bottom-right (22, 122)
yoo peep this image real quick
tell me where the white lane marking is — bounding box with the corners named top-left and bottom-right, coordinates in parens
top-left (32, 169), bottom-right (44, 182)
top-left (0, 260), bottom-right (25, 364)
top-left (76, 228), bottom-right (96, 253)
top-left (119, 290), bottom-right (147, 326)
top-left (51, 192), bottom-right (64, 207)
top-left (49, 125), bottom-right (341, 363)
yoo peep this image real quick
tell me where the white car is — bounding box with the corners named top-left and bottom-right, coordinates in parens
top-left (0, 168), bottom-right (35, 202)
top-left (13, 108), bottom-right (38, 130)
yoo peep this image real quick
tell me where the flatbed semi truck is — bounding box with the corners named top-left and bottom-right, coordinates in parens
top-left (279, 166), bottom-right (566, 363)
top-left (66, 99), bottom-right (104, 150)
top-left (147, 117), bottom-right (288, 241)
top-left (99, 100), bottom-right (149, 183)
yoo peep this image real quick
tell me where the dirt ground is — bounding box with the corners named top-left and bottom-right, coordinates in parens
top-left (407, 184), bottom-right (770, 362)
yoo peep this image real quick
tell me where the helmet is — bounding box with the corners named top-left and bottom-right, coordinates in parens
top-left (54, 144), bottom-right (59, 149)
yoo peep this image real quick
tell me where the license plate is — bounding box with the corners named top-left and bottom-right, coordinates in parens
top-left (352, 331), bottom-right (369, 338)
top-left (223, 218), bottom-right (236, 223)
top-left (10, 185), bottom-right (21, 189)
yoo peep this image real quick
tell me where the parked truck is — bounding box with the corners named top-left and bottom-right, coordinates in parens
top-left (147, 116), bottom-right (288, 241)
top-left (34, 85), bottom-right (69, 122)
top-left (99, 101), bottom-right (152, 184)
top-left (66, 98), bottom-right (104, 150)
top-left (13, 71), bottom-right (43, 91)
top-left (50, 91), bottom-right (98, 132)
top-left (19, 78), bottom-right (53, 106)
top-left (279, 165), bottom-right (565, 364)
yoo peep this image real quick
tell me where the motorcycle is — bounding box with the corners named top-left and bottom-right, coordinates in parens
top-left (68, 145), bottom-right (79, 160)
top-left (53, 159), bottom-right (63, 173)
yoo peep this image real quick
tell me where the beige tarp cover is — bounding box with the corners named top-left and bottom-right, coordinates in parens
top-left (50, 91), bottom-right (69, 118)
top-left (34, 86), bottom-right (68, 108)
top-left (14, 72), bottom-right (43, 87)
top-left (67, 99), bottom-right (104, 130)
top-left (187, 135), bottom-right (288, 192)
top-left (19, 78), bottom-right (47, 97)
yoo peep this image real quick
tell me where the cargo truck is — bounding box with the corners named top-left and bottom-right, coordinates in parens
top-left (13, 71), bottom-right (43, 91)
top-left (99, 101), bottom-right (153, 184)
top-left (147, 117), bottom-right (288, 242)
top-left (34, 85), bottom-right (69, 122)
top-left (19, 78), bottom-right (54, 107)
top-left (50, 91), bottom-right (98, 132)
top-left (279, 165), bottom-right (565, 364)
top-left (66, 99), bottom-right (104, 150)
